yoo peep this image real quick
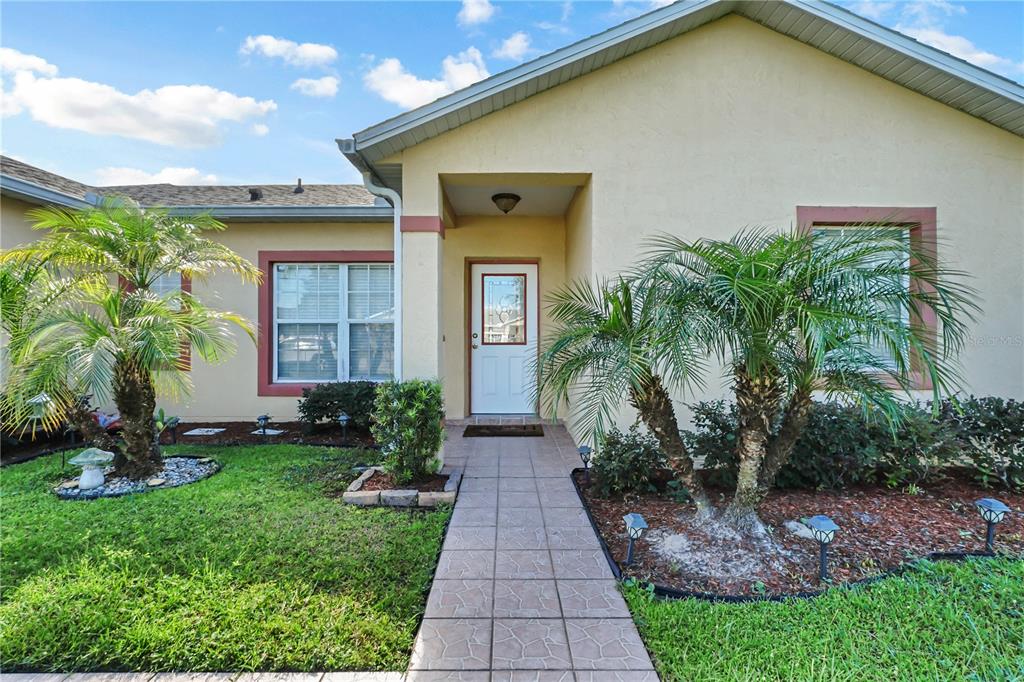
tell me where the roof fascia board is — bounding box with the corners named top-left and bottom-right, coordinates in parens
top-left (352, 0), bottom-right (729, 151)
top-left (163, 205), bottom-right (393, 221)
top-left (0, 176), bottom-right (91, 209)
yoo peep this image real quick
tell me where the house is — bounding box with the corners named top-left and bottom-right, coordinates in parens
top-left (2, 0), bottom-right (1022, 433)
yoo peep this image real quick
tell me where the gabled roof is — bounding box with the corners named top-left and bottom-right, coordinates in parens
top-left (342, 0), bottom-right (1024, 192)
top-left (0, 156), bottom-right (391, 222)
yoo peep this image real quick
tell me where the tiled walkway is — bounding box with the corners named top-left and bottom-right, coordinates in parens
top-left (408, 424), bottom-right (656, 682)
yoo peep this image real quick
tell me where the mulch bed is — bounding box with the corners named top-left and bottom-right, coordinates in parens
top-left (161, 421), bottom-right (376, 448)
top-left (577, 470), bottom-right (1024, 597)
top-left (360, 470), bottom-right (449, 493)
top-left (2, 421), bottom-right (375, 468)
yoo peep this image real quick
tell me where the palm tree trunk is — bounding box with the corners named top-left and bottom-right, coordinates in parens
top-left (629, 376), bottom-right (713, 518)
top-left (757, 386), bottom-right (813, 497)
top-left (112, 357), bottom-right (162, 479)
top-left (724, 366), bottom-right (783, 536)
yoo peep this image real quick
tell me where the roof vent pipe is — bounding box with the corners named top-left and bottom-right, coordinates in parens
top-left (248, 188), bottom-right (263, 201)
top-left (294, 178), bottom-right (304, 194)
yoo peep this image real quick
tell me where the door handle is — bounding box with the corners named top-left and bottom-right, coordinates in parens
top-left (472, 344), bottom-right (479, 349)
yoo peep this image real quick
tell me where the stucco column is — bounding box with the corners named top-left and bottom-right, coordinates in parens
top-left (401, 229), bottom-right (444, 380)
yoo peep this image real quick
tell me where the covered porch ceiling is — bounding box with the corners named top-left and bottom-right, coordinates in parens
top-left (441, 173), bottom-right (588, 219)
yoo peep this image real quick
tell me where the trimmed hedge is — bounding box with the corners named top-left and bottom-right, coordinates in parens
top-left (684, 397), bottom-right (1024, 491)
top-left (297, 381), bottom-right (376, 431)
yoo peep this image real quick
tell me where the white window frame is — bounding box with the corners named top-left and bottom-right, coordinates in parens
top-left (271, 263), bottom-right (394, 384)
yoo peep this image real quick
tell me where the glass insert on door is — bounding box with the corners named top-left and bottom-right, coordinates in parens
top-left (482, 274), bottom-right (526, 344)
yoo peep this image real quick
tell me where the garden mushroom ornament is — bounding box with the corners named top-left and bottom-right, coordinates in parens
top-left (68, 448), bottom-right (115, 490)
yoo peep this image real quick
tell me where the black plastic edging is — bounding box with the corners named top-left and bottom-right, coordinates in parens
top-left (569, 467), bottom-right (1018, 604)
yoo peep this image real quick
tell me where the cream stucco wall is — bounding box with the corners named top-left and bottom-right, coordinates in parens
top-left (441, 215), bottom-right (567, 419)
top-left (1, 196), bottom-right (42, 249)
top-left (394, 14), bottom-right (1024, 432)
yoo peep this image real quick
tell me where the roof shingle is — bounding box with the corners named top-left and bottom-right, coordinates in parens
top-left (0, 156), bottom-right (375, 207)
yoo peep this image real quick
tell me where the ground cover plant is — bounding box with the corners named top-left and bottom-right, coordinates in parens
top-left (623, 558), bottom-right (1024, 681)
top-left (0, 444), bottom-right (449, 672)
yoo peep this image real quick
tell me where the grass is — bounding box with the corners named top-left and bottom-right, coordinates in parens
top-left (624, 557), bottom-right (1024, 681)
top-left (0, 445), bottom-right (450, 672)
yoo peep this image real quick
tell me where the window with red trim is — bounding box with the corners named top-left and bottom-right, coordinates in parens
top-left (257, 250), bottom-right (395, 397)
top-left (796, 206), bottom-right (937, 390)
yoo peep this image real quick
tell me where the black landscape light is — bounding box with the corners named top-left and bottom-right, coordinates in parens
top-left (257, 414), bottom-right (271, 442)
top-left (975, 498), bottom-right (1011, 553)
top-left (623, 512), bottom-right (648, 566)
top-left (167, 416), bottom-right (180, 444)
top-left (338, 412), bottom-right (351, 445)
top-left (578, 445), bottom-right (593, 482)
top-left (805, 515), bottom-right (840, 581)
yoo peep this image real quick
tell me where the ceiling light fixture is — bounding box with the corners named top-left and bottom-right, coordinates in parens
top-left (491, 192), bottom-right (521, 214)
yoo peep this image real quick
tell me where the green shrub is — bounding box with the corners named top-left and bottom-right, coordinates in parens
top-left (297, 381), bottom-right (377, 430)
top-left (592, 426), bottom-right (666, 497)
top-left (371, 380), bottom-right (445, 484)
top-left (939, 396), bottom-right (1024, 491)
top-left (684, 400), bottom-right (960, 490)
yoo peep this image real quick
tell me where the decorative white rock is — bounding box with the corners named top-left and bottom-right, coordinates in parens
top-left (68, 448), bottom-right (115, 490)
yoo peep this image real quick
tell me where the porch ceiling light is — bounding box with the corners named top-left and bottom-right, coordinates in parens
top-left (491, 193), bottom-right (521, 214)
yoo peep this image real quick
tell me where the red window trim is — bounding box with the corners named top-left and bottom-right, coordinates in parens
top-left (257, 250), bottom-right (395, 397)
top-left (119, 273), bottom-right (192, 371)
top-left (796, 206), bottom-right (937, 391)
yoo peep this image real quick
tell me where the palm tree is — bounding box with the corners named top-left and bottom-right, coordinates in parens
top-left (536, 277), bottom-right (713, 517)
top-left (645, 227), bottom-right (978, 537)
top-left (1, 199), bottom-right (261, 479)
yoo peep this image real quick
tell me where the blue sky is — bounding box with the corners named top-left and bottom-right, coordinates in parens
top-left (2, 0), bottom-right (1021, 187)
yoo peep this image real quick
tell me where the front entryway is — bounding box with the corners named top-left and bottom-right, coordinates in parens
top-left (470, 262), bottom-right (538, 414)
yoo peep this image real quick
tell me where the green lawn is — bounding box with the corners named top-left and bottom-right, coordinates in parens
top-left (624, 558), bottom-right (1024, 681)
top-left (0, 445), bottom-right (450, 672)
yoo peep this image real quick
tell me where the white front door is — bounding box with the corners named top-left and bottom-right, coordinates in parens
top-left (470, 263), bottom-right (538, 414)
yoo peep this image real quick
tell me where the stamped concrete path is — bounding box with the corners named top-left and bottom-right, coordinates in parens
top-left (408, 423), bottom-right (657, 682)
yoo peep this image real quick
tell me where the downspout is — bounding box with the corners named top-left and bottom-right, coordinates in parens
top-left (336, 140), bottom-right (403, 380)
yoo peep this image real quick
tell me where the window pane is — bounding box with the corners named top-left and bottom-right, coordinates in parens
top-left (151, 272), bottom-right (181, 296)
top-left (813, 226), bottom-right (910, 365)
top-left (482, 274), bottom-right (526, 344)
top-left (276, 264), bottom-right (339, 321)
top-left (349, 323), bottom-right (393, 381)
top-left (277, 323), bottom-right (338, 380)
top-left (348, 264), bottom-right (394, 321)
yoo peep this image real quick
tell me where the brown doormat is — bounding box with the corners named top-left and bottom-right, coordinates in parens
top-left (463, 424), bottom-right (545, 437)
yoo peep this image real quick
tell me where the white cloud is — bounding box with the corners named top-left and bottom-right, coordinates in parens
top-left (1, 48), bottom-right (277, 148)
top-left (846, 1), bottom-right (1023, 79)
top-left (240, 35), bottom-right (338, 68)
top-left (849, 2), bottom-right (896, 21)
top-left (250, 123), bottom-right (270, 136)
top-left (364, 47), bottom-right (489, 109)
top-left (458, 0), bottom-right (495, 27)
top-left (94, 166), bottom-right (219, 186)
top-left (0, 47), bottom-right (58, 76)
top-left (900, 26), bottom-right (1024, 74)
top-left (493, 32), bottom-right (533, 61)
top-left (290, 75), bottom-right (340, 98)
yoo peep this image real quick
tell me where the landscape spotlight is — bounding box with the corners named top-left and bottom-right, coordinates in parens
top-left (578, 445), bottom-right (593, 482)
top-left (975, 498), bottom-right (1011, 553)
top-left (256, 414), bottom-right (271, 441)
top-left (338, 412), bottom-right (351, 444)
top-left (623, 512), bottom-right (648, 566)
top-left (805, 514), bottom-right (840, 581)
